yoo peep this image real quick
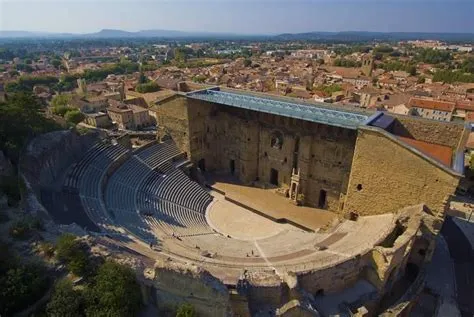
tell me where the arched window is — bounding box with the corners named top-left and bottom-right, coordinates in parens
top-left (270, 130), bottom-right (284, 149)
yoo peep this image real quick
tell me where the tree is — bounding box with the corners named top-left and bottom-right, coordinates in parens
top-left (0, 263), bottom-right (49, 315)
top-left (432, 70), bottom-right (474, 83)
top-left (51, 59), bottom-right (62, 70)
top-left (15, 63), bottom-right (34, 72)
top-left (138, 71), bottom-right (148, 84)
top-left (176, 303), bottom-right (197, 317)
top-left (192, 75), bottom-right (207, 83)
top-left (174, 48), bottom-right (187, 63)
top-left (64, 110), bottom-right (85, 125)
top-left (85, 261), bottom-right (142, 317)
top-left (51, 94), bottom-right (73, 117)
top-left (136, 82), bottom-right (160, 93)
top-left (243, 59), bottom-right (252, 67)
top-left (416, 48), bottom-right (452, 64)
top-left (333, 58), bottom-right (361, 68)
top-left (51, 94), bottom-right (72, 109)
top-left (5, 75), bottom-right (59, 93)
top-left (46, 279), bottom-right (84, 317)
top-left (56, 233), bottom-right (89, 275)
top-left (51, 105), bottom-right (70, 116)
top-left (315, 84), bottom-right (342, 95)
top-left (407, 65), bottom-right (417, 76)
top-left (0, 92), bottom-right (60, 161)
top-left (461, 57), bottom-right (474, 74)
top-left (417, 76), bottom-right (426, 84)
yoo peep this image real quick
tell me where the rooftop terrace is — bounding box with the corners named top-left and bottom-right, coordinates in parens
top-left (187, 89), bottom-right (371, 129)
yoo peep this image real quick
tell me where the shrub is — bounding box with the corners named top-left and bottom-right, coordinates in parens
top-left (176, 303), bottom-right (197, 317)
top-left (0, 262), bottom-right (50, 315)
top-left (51, 105), bottom-right (71, 116)
top-left (9, 216), bottom-right (43, 239)
top-left (39, 241), bottom-right (55, 258)
top-left (136, 81), bottom-right (160, 93)
top-left (46, 278), bottom-right (84, 317)
top-left (9, 220), bottom-right (32, 240)
top-left (64, 109), bottom-right (85, 125)
top-left (56, 234), bottom-right (90, 276)
top-left (85, 261), bottom-right (142, 317)
top-left (192, 75), bottom-right (207, 83)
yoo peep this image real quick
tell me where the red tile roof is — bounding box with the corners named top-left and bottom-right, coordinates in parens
top-left (466, 112), bottom-right (474, 122)
top-left (399, 136), bottom-right (452, 167)
top-left (455, 101), bottom-right (474, 112)
top-left (408, 97), bottom-right (455, 112)
top-left (466, 132), bottom-right (474, 149)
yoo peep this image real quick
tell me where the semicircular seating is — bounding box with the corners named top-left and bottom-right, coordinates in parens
top-left (60, 139), bottom-right (214, 243)
top-left (62, 141), bottom-right (129, 230)
top-left (103, 141), bottom-right (214, 241)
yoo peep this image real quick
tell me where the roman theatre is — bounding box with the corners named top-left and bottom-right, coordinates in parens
top-left (21, 87), bottom-right (467, 316)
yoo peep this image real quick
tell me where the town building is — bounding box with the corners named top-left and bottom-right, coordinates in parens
top-left (107, 100), bottom-right (151, 130)
top-left (408, 97), bottom-right (455, 122)
top-left (83, 112), bottom-right (111, 128)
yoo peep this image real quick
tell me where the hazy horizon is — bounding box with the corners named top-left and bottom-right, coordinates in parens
top-left (1, 0), bottom-right (473, 35)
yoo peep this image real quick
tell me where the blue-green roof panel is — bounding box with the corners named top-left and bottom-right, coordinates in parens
top-left (187, 89), bottom-right (369, 129)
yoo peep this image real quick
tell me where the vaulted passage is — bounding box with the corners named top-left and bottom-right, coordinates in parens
top-left (270, 168), bottom-right (278, 186)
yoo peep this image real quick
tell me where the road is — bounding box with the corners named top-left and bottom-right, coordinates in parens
top-left (441, 216), bottom-right (474, 317)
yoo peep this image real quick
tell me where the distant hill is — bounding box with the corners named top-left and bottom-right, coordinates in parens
top-left (0, 29), bottom-right (250, 39)
top-left (1, 29), bottom-right (473, 42)
top-left (274, 31), bottom-right (474, 42)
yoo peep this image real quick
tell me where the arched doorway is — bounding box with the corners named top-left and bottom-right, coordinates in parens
top-left (198, 158), bottom-right (206, 172)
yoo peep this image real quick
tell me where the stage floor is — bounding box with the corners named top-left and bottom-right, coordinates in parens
top-left (206, 174), bottom-right (337, 231)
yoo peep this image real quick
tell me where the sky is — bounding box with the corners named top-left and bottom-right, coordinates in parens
top-left (0, 0), bottom-right (473, 34)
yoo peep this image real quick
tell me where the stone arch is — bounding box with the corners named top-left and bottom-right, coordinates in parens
top-left (270, 130), bottom-right (284, 149)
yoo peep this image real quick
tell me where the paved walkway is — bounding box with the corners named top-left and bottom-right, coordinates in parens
top-left (424, 235), bottom-right (460, 317)
top-left (452, 217), bottom-right (474, 251)
top-left (442, 216), bottom-right (474, 316)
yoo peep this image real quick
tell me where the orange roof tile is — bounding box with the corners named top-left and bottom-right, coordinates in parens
top-left (466, 112), bottom-right (474, 122)
top-left (466, 132), bottom-right (474, 149)
top-left (456, 101), bottom-right (474, 112)
top-left (399, 136), bottom-right (452, 167)
top-left (408, 97), bottom-right (455, 112)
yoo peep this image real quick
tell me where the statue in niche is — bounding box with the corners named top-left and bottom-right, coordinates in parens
top-left (271, 131), bottom-right (283, 149)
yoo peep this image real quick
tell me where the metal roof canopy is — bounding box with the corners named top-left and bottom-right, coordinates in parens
top-left (187, 89), bottom-right (369, 129)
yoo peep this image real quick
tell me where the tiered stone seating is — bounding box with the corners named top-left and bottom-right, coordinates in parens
top-left (138, 194), bottom-right (214, 237)
top-left (136, 141), bottom-right (181, 170)
top-left (105, 157), bottom-right (151, 211)
top-left (108, 206), bottom-right (156, 242)
top-left (62, 142), bottom-right (129, 231)
top-left (64, 142), bottom-right (108, 189)
top-left (80, 196), bottom-right (110, 228)
top-left (142, 169), bottom-right (212, 214)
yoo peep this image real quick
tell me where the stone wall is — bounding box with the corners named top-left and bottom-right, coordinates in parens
top-left (391, 115), bottom-right (465, 148)
top-left (298, 254), bottom-right (369, 295)
top-left (344, 127), bottom-right (461, 218)
top-left (243, 271), bottom-right (287, 311)
top-left (182, 98), bottom-right (357, 211)
top-left (150, 261), bottom-right (231, 317)
top-left (154, 95), bottom-right (190, 156)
